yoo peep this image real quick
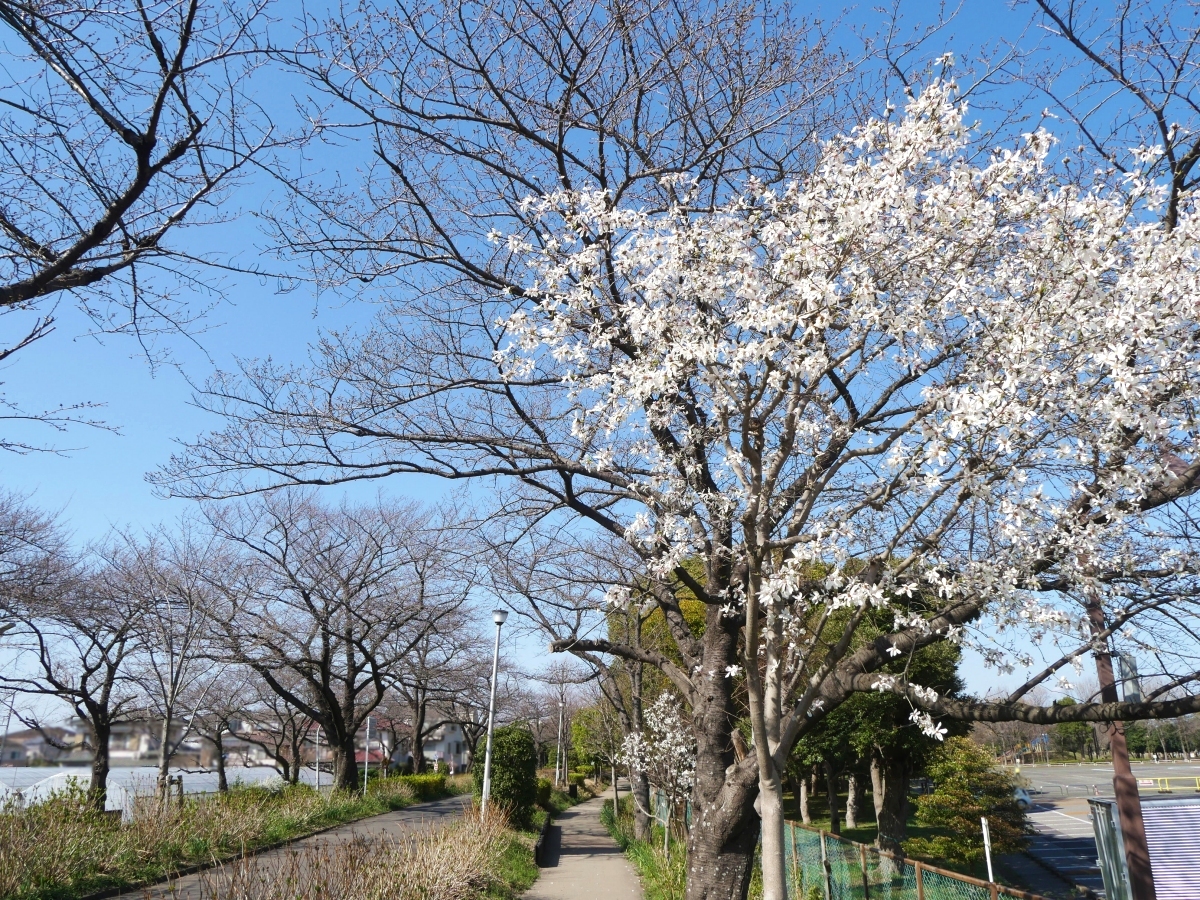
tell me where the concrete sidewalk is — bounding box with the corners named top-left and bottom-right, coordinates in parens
top-left (525, 795), bottom-right (643, 900)
top-left (115, 793), bottom-right (471, 899)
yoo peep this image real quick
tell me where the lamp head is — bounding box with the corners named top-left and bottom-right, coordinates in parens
top-left (492, 609), bottom-right (509, 625)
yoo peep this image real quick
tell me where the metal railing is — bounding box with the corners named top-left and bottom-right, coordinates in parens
top-left (784, 820), bottom-right (1050, 900)
top-left (1136, 776), bottom-right (1200, 793)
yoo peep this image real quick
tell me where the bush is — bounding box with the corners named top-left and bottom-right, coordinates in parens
top-left (536, 778), bottom-right (552, 808)
top-left (473, 725), bottom-right (538, 825)
top-left (569, 773), bottom-right (586, 788)
top-left (388, 774), bottom-right (447, 800)
top-left (904, 737), bottom-right (1031, 866)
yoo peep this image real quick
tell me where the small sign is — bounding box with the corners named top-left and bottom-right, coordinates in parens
top-left (366, 717), bottom-right (377, 740)
top-left (1138, 779), bottom-right (1154, 786)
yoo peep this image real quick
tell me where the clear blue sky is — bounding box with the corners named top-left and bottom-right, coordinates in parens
top-left (0, 0), bottom-right (1065, 698)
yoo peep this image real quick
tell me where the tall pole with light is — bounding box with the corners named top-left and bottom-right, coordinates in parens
top-left (555, 699), bottom-right (565, 787)
top-left (480, 608), bottom-right (508, 818)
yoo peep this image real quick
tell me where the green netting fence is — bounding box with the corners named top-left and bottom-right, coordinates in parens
top-left (784, 821), bottom-right (1047, 900)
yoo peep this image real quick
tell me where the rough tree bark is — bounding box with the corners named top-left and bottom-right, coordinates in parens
top-left (845, 771), bottom-right (861, 829)
top-left (823, 761), bottom-right (842, 836)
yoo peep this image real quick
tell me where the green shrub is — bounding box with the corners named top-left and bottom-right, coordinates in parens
top-left (536, 778), bottom-right (552, 808)
top-left (569, 773), bottom-right (586, 788)
top-left (389, 773), bottom-right (447, 800)
top-left (474, 725), bottom-right (538, 825)
top-left (904, 736), bottom-right (1030, 866)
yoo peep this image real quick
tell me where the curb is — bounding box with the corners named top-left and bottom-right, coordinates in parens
top-left (534, 810), bottom-right (554, 867)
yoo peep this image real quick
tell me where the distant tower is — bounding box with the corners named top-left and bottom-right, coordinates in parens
top-left (1117, 653), bottom-right (1142, 703)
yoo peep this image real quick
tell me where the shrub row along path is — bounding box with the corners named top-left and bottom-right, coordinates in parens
top-left (110, 793), bottom-right (472, 899)
top-left (526, 795), bottom-right (643, 900)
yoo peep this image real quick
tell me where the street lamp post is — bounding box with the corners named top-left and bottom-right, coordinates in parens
top-left (555, 699), bottom-right (565, 788)
top-left (480, 608), bottom-right (508, 818)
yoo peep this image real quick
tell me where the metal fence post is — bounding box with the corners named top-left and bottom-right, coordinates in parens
top-left (789, 823), bottom-right (799, 896)
top-left (860, 843), bottom-right (870, 900)
top-left (915, 860), bottom-right (925, 900)
top-left (820, 830), bottom-right (832, 900)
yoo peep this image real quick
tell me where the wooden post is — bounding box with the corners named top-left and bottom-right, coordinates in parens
top-left (860, 843), bottom-right (871, 900)
top-left (990, 883), bottom-right (1000, 900)
top-left (915, 860), bottom-right (925, 900)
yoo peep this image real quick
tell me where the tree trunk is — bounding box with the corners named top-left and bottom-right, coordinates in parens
top-left (786, 767), bottom-right (805, 823)
top-left (873, 750), bottom-right (909, 853)
top-left (157, 713), bottom-right (173, 802)
top-left (214, 730), bottom-right (228, 793)
top-left (870, 754), bottom-right (884, 820)
top-left (682, 610), bottom-right (761, 900)
top-left (289, 729), bottom-right (302, 784)
top-left (632, 768), bottom-right (653, 842)
top-left (820, 763), bottom-right (840, 840)
top-left (799, 771), bottom-right (811, 824)
top-left (411, 699), bottom-right (427, 773)
top-left (338, 734), bottom-right (360, 792)
top-left (683, 764), bottom-right (759, 900)
top-left (88, 720), bottom-right (111, 812)
top-left (758, 760), bottom-right (789, 900)
top-left (845, 770), bottom-right (861, 829)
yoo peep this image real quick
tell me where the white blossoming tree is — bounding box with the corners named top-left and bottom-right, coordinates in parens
top-left (618, 694), bottom-right (696, 855)
top-left (487, 83), bottom-right (1200, 898)
top-left (166, 76), bottom-right (1200, 900)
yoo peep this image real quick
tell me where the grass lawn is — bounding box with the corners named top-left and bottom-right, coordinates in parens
top-left (0, 773), bottom-right (471, 900)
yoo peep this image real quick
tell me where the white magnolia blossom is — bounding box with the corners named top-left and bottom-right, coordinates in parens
top-left (499, 80), bottom-right (1200, 715)
top-left (499, 80), bottom-right (1200, 898)
top-left (618, 694), bottom-right (696, 808)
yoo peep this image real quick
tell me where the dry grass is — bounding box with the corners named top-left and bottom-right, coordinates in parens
top-left (0, 779), bottom-right (421, 900)
top-left (191, 810), bottom-right (509, 900)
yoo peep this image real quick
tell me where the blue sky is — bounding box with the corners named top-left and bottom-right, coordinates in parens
top-left (0, 0), bottom-right (1040, 539)
top-left (0, 0), bottom-right (1078, 699)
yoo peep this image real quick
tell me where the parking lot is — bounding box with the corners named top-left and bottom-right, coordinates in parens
top-left (1015, 762), bottom-right (1200, 897)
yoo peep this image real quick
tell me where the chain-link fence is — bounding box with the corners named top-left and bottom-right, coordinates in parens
top-left (784, 821), bottom-right (1047, 900)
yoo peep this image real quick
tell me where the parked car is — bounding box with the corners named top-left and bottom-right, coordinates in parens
top-left (1014, 786), bottom-right (1033, 810)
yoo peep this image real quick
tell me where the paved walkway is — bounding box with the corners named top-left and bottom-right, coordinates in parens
top-left (118, 793), bottom-right (471, 898)
top-left (525, 795), bottom-right (642, 900)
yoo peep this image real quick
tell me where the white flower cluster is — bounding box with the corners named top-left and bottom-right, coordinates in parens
top-left (618, 694), bottom-right (696, 805)
top-left (497, 78), bottom-right (1200, 729)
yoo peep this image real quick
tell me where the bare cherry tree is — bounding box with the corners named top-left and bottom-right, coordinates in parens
top-left (108, 524), bottom-right (224, 798)
top-left (392, 611), bottom-right (488, 773)
top-left (238, 673), bottom-right (313, 784)
top-left (0, 0), bottom-right (277, 448)
top-left (0, 549), bottom-right (144, 809)
top-left (191, 665), bottom-right (255, 792)
top-left (206, 491), bottom-right (475, 791)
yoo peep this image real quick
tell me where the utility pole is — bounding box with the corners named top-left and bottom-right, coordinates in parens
top-left (1087, 599), bottom-right (1156, 900)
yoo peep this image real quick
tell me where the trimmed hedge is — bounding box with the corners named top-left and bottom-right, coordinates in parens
top-left (389, 773), bottom-right (447, 800)
top-left (474, 725), bottom-right (538, 825)
top-left (536, 777), bottom-right (552, 808)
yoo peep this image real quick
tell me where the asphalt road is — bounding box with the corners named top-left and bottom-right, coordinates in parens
top-left (1014, 761), bottom-right (1200, 898)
